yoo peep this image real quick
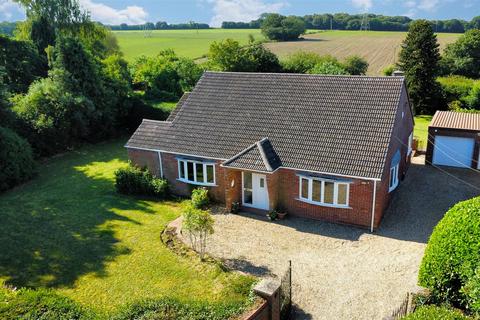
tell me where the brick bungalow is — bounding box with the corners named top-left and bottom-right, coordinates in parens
top-left (126, 72), bottom-right (414, 231)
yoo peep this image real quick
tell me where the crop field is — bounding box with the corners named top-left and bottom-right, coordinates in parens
top-left (114, 29), bottom-right (264, 61)
top-left (115, 29), bottom-right (460, 75)
top-left (264, 30), bottom-right (460, 75)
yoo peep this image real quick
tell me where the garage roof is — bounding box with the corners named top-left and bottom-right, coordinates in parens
top-left (430, 111), bottom-right (480, 131)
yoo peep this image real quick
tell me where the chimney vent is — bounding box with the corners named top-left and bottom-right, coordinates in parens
top-left (393, 70), bottom-right (404, 77)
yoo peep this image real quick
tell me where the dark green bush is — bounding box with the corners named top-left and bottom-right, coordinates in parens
top-left (113, 297), bottom-right (245, 320)
top-left (0, 126), bottom-right (36, 192)
top-left (115, 163), bottom-right (168, 198)
top-left (191, 188), bottom-right (210, 209)
top-left (123, 96), bottom-right (168, 132)
top-left (0, 287), bottom-right (94, 320)
top-left (419, 197), bottom-right (480, 309)
top-left (402, 305), bottom-right (469, 320)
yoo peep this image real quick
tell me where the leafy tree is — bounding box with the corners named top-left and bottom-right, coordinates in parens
top-left (182, 203), bottom-right (214, 260)
top-left (208, 39), bottom-right (253, 71)
top-left (174, 58), bottom-right (204, 92)
top-left (441, 29), bottom-right (480, 79)
top-left (308, 61), bottom-right (348, 75)
top-left (281, 51), bottom-right (326, 73)
top-left (343, 55), bottom-right (369, 75)
top-left (0, 126), bottom-right (36, 192)
top-left (261, 14), bottom-right (306, 41)
top-left (244, 42), bottom-right (282, 72)
top-left (398, 20), bottom-right (442, 115)
top-left (469, 16), bottom-right (480, 30)
top-left (0, 35), bottom-right (47, 93)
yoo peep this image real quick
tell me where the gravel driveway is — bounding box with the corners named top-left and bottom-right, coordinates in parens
top-left (206, 157), bottom-right (480, 320)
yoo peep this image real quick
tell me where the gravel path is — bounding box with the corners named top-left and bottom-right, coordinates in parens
top-left (206, 157), bottom-right (480, 319)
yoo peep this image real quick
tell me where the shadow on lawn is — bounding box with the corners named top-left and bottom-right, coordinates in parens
top-left (0, 143), bottom-right (151, 289)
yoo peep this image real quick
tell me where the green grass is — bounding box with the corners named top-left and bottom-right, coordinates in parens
top-left (414, 115), bottom-right (433, 149)
top-left (0, 139), bottom-right (254, 316)
top-left (114, 29), bottom-right (264, 61)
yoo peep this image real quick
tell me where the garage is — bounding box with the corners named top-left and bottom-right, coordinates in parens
top-left (426, 111), bottom-right (480, 169)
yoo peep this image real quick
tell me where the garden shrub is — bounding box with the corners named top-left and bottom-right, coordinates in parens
top-left (113, 297), bottom-right (245, 320)
top-left (461, 268), bottom-right (480, 314)
top-left (0, 126), bottom-right (36, 192)
top-left (418, 197), bottom-right (480, 309)
top-left (115, 163), bottom-right (168, 198)
top-left (402, 305), bottom-right (469, 320)
top-left (191, 188), bottom-right (210, 209)
top-left (0, 287), bottom-right (94, 320)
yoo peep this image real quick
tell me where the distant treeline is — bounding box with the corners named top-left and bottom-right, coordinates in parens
top-left (108, 21), bottom-right (210, 31)
top-left (223, 13), bottom-right (480, 33)
top-left (0, 22), bottom-right (17, 36)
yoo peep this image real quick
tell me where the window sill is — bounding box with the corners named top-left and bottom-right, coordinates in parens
top-left (177, 179), bottom-right (217, 187)
top-left (296, 198), bottom-right (351, 209)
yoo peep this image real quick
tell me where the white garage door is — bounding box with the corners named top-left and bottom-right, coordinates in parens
top-left (432, 135), bottom-right (474, 168)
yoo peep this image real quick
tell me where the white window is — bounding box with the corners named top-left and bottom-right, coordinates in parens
top-left (299, 176), bottom-right (350, 207)
top-left (389, 164), bottom-right (399, 192)
top-left (407, 132), bottom-right (413, 155)
top-left (177, 159), bottom-right (215, 186)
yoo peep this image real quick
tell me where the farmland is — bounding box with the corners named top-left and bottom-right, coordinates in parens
top-left (114, 29), bottom-right (461, 75)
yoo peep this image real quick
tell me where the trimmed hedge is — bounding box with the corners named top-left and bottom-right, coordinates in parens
top-left (115, 163), bottom-right (168, 198)
top-left (419, 197), bottom-right (480, 309)
top-left (113, 297), bottom-right (246, 320)
top-left (0, 287), bottom-right (94, 320)
top-left (0, 126), bottom-right (36, 192)
top-left (402, 305), bottom-right (470, 320)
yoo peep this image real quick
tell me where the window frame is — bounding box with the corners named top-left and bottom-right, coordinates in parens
top-left (407, 132), bottom-right (413, 156)
top-left (177, 159), bottom-right (216, 186)
top-left (298, 175), bottom-right (351, 208)
top-left (389, 164), bottom-right (399, 192)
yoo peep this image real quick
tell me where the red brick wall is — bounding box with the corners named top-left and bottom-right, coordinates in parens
top-left (127, 148), bottom-right (226, 202)
top-left (274, 169), bottom-right (375, 228)
top-left (373, 85), bottom-right (414, 229)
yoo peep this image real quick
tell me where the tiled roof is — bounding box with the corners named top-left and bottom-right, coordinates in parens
top-left (166, 92), bottom-right (190, 122)
top-left (126, 72), bottom-right (407, 179)
top-left (223, 138), bottom-right (282, 172)
top-left (430, 111), bottom-right (480, 131)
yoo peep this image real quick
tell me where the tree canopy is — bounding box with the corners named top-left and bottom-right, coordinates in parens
top-left (261, 14), bottom-right (306, 41)
top-left (441, 29), bottom-right (480, 79)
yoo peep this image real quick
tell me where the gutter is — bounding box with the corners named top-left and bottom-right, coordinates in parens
top-left (370, 180), bottom-right (377, 233)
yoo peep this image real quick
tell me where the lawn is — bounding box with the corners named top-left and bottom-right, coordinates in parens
top-left (0, 139), bottom-right (254, 316)
top-left (114, 29), bottom-right (264, 61)
top-left (414, 115), bottom-right (433, 150)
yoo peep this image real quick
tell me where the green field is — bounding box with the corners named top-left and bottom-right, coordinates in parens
top-left (414, 115), bottom-right (433, 150)
top-left (0, 140), bottom-right (254, 316)
top-left (114, 29), bottom-right (460, 75)
top-left (114, 29), bottom-right (264, 61)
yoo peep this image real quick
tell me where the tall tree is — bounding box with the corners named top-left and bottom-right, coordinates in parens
top-left (398, 20), bottom-right (442, 115)
top-left (441, 29), bottom-right (480, 79)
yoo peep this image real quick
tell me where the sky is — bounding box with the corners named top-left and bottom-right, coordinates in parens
top-left (0, 0), bottom-right (479, 27)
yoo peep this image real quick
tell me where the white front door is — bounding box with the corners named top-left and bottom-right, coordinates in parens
top-left (242, 172), bottom-right (269, 210)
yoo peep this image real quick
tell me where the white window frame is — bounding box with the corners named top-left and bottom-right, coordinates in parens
top-left (177, 159), bottom-right (216, 186)
top-left (298, 176), bottom-right (351, 208)
top-left (407, 132), bottom-right (413, 156)
top-left (389, 164), bottom-right (399, 192)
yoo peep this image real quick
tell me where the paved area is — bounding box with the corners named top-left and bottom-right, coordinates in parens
top-left (206, 156), bottom-right (480, 319)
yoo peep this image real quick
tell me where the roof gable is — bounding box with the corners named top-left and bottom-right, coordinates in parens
top-left (127, 72), bottom-right (406, 179)
top-left (223, 138), bottom-right (282, 172)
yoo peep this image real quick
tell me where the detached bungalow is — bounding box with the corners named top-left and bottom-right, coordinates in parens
top-left (126, 72), bottom-right (414, 231)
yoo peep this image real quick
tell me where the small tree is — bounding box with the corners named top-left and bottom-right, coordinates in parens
top-left (343, 55), bottom-right (369, 75)
top-left (398, 20), bottom-right (442, 115)
top-left (261, 13), bottom-right (306, 41)
top-left (182, 204), bottom-right (214, 260)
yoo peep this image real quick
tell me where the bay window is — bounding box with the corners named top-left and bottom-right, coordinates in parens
top-left (178, 159), bottom-right (215, 185)
top-left (299, 176), bottom-right (350, 207)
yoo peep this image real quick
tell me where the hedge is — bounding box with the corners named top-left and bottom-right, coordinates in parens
top-left (113, 297), bottom-right (246, 320)
top-left (418, 197), bottom-right (480, 309)
top-left (0, 126), bottom-right (36, 192)
top-left (402, 305), bottom-right (470, 320)
top-left (0, 287), bottom-right (94, 320)
top-left (115, 163), bottom-right (169, 198)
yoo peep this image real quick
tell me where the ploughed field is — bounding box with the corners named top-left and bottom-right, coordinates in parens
top-left (114, 29), bottom-right (460, 75)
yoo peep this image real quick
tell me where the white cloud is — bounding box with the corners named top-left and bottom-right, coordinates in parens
top-left (351, 0), bottom-right (373, 11)
top-left (79, 0), bottom-right (148, 25)
top-left (0, 0), bottom-right (23, 20)
top-left (417, 0), bottom-right (439, 11)
top-left (206, 0), bottom-right (287, 28)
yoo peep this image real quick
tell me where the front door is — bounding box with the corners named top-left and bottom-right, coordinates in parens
top-left (242, 172), bottom-right (269, 210)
